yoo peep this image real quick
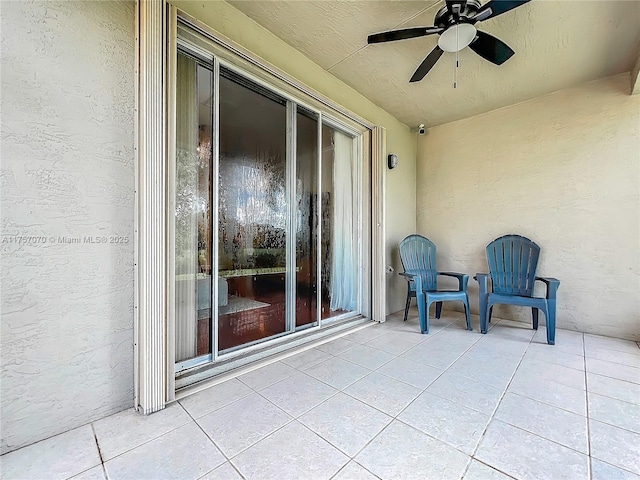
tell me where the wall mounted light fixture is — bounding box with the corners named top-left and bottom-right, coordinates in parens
top-left (388, 153), bottom-right (398, 169)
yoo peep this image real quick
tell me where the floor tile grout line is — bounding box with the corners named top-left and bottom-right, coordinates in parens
top-left (492, 419), bottom-right (595, 461)
top-left (95, 407), bottom-right (195, 465)
top-left (62, 424), bottom-right (106, 480)
top-left (487, 412), bottom-right (591, 456)
top-left (589, 457), bottom-right (640, 478)
top-left (251, 324), bottom-right (469, 460)
top-left (583, 339), bottom-right (640, 355)
top-left (523, 351), bottom-right (587, 372)
top-left (341, 322), bottom-right (500, 463)
top-left (91, 423), bottom-right (105, 465)
top-left (505, 390), bottom-right (587, 418)
top-left (585, 355), bottom-right (640, 368)
top-left (236, 367), bottom-right (298, 392)
top-left (253, 348), bottom-right (397, 416)
top-left (585, 402), bottom-right (640, 435)
top-left (181, 394), bottom-right (250, 479)
top-left (329, 459), bottom-right (383, 480)
top-left (458, 454), bottom-right (475, 479)
top-left (465, 330), bottom-right (601, 462)
top-left (180, 386), bottom-right (256, 421)
top-left (466, 459), bottom-right (519, 480)
top-left (227, 417), bottom-right (349, 475)
top-left (585, 361), bottom-right (640, 379)
top-left (583, 332), bottom-right (594, 480)
top-left (587, 370), bottom-right (640, 389)
top-left (253, 371), bottom-right (344, 422)
top-left (386, 332), bottom-right (487, 425)
top-left (589, 416), bottom-right (640, 436)
top-left (1, 416), bottom-right (110, 462)
top-left (583, 335), bottom-right (640, 355)
top-left (298, 411), bottom-right (390, 464)
top-left (469, 328), bottom-right (535, 460)
top-left (316, 349), bottom-right (382, 373)
top-left (304, 366), bottom-right (372, 391)
top-left (392, 416), bottom-right (479, 459)
top-left (339, 416), bottom-right (399, 464)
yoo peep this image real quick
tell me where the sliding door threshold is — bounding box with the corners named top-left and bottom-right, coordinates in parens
top-left (174, 316), bottom-right (376, 396)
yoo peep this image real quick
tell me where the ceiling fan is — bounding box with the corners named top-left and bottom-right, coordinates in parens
top-left (367, 0), bottom-right (530, 83)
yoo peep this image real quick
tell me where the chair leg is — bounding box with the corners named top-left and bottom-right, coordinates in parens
top-left (463, 296), bottom-right (472, 331)
top-left (546, 301), bottom-right (556, 345)
top-left (416, 290), bottom-right (427, 334)
top-left (479, 296), bottom-right (488, 334)
top-left (422, 299), bottom-right (431, 334)
top-left (435, 301), bottom-right (443, 319)
top-left (488, 306), bottom-right (493, 324)
top-left (480, 297), bottom-right (493, 334)
top-left (532, 308), bottom-right (539, 330)
top-left (404, 292), bottom-right (412, 322)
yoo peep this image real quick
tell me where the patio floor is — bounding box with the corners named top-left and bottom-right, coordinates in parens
top-left (2, 310), bottom-right (639, 480)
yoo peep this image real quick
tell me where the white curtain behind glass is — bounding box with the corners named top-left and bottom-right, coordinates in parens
top-left (330, 130), bottom-right (357, 312)
top-left (175, 54), bottom-right (198, 362)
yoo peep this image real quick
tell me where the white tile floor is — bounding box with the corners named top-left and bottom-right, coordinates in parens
top-left (2, 310), bottom-right (640, 480)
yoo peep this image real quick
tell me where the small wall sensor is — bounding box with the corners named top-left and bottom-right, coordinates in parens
top-left (388, 153), bottom-right (398, 169)
top-left (418, 124), bottom-right (426, 135)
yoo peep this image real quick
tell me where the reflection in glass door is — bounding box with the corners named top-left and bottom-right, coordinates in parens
top-left (321, 123), bottom-right (359, 321)
top-left (295, 107), bottom-right (319, 329)
top-left (217, 69), bottom-right (288, 352)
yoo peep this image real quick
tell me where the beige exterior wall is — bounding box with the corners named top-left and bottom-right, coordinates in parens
top-left (1, 1), bottom-right (136, 453)
top-left (416, 73), bottom-right (640, 341)
top-left (172, 1), bottom-right (418, 316)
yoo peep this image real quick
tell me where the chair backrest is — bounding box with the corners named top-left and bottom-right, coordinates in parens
top-left (399, 234), bottom-right (438, 291)
top-left (486, 234), bottom-right (540, 297)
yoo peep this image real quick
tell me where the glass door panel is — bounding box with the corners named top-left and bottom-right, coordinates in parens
top-left (175, 51), bottom-right (214, 363)
top-left (217, 68), bottom-right (288, 352)
top-left (321, 123), bottom-right (358, 320)
top-left (295, 108), bottom-right (319, 329)
top-left (174, 37), bottom-right (367, 373)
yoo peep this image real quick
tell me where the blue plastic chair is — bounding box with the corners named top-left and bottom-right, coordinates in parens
top-left (475, 234), bottom-right (560, 345)
top-left (398, 235), bottom-right (471, 334)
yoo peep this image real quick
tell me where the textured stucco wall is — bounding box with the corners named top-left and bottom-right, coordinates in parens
top-left (1, 0), bottom-right (136, 453)
top-left (416, 73), bottom-right (640, 340)
top-left (172, 0), bottom-right (417, 316)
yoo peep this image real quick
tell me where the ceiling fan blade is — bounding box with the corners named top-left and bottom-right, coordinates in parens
top-left (475, 0), bottom-right (530, 21)
top-left (367, 27), bottom-right (443, 44)
top-left (410, 46), bottom-right (444, 82)
top-left (469, 30), bottom-right (514, 65)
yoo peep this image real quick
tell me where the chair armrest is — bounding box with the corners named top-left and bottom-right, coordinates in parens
top-left (438, 272), bottom-right (469, 292)
top-left (399, 272), bottom-right (423, 292)
top-left (536, 276), bottom-right (560, 299)
top-left (474, 273), bottom-right (490, 295)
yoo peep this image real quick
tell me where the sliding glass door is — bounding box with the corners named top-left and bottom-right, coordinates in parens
top-left (174, 41), bottom-right (365, 369)
top-left (217, 69), bottom-right (288, 351)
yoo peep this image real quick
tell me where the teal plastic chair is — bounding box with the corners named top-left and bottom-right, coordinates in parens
top-left (398, 235), bottom-right (471, 334)
top-left (475, 234), bottom-right (560, 344)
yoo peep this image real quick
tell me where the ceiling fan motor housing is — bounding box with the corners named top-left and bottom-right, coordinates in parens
top-left (434, 0), bottom-right (482, 27)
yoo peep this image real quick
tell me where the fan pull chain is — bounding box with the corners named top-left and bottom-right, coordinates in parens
top-left (453, 25), bottom-right (459, 88)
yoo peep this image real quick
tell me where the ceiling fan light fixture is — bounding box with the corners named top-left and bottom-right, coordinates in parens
top-left (438, 23), bottom-right (477, 52)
